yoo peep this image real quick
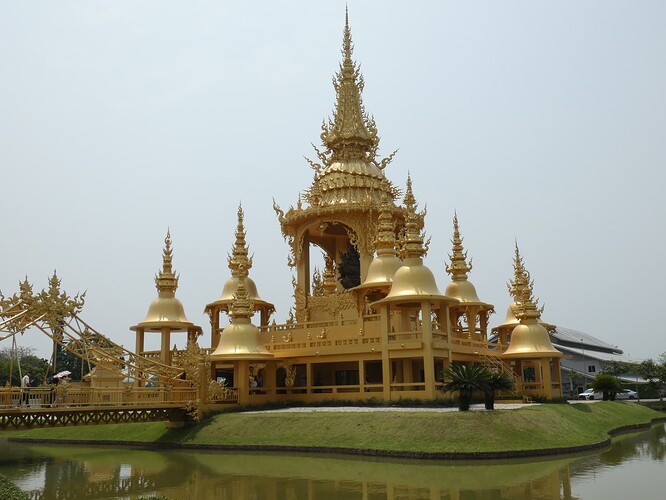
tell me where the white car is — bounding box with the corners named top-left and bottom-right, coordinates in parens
top-left (616, 389), bottom-right (638, 400)
top-left (578, 388), bottom-right (602, 400)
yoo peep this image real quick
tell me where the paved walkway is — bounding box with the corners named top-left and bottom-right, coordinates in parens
top-left (247, 403), bottom-right (538, 413)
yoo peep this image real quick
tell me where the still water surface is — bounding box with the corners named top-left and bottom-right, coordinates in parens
top-left (0, 424), bottom-right (664, 500)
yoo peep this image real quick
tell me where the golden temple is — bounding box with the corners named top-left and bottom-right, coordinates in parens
top-left (129, 10), bottom-right (563, 406)
top-left (0, 10), bottom-right (564, 410)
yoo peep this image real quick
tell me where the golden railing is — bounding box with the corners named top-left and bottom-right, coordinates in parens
top-left (0, 386), bottom-right (197, 410)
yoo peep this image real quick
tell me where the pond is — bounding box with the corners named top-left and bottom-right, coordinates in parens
top-left (0, 423), bottom-right (664, 499)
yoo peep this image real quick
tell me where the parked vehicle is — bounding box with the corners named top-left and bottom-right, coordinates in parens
top-left (578, 388), bottom-right (602, 400)
top-left (616, 389), bottom-right (638, 400)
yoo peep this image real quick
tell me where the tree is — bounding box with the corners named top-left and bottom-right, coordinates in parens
top-left (602, 361), bottom-right (639, 377)
top-left (637, 356), bottom-right (666, 401)
top-left (441, 363), bottom-right (490, 411)
top-left (484, 371), bottom-right (515, 410)
top-left (591, 373), bottom-right (622, 401)
top-left (0, 346), bottom-right (50, 387)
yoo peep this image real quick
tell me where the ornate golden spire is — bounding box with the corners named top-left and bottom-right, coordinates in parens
top-left (399, 175), bottom-right (427, 260)
top-left (446, 212), bottom-right (473, 281)
top-left (319, 7), bottom-right (378, 162)
top-left (510, 245), bottom-right (543, 321)
top-left (374, 192), bottom-right (399, 256)
top-left (228, 204), bottom-right (252, 279)
top-left (155, 230), bottom-right (179, 294)
top-left (228, 267), bottom-right (254, 321)
top-left (508, 241), bottom-right (526, 300)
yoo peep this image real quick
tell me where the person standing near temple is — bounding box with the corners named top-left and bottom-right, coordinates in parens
top-left (21, 372), bottom-right (31, 406)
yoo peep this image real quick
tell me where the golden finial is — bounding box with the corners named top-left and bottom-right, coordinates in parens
top-left (155, 229), bottom-right (179, 294)
top-left (228, 203), bottom-right (252, 278)
top-left (399, 175), bottom-right (426, 260)
top-left (446, 212), bottom-right (473, 280)
top-left (374, 192), bottom-right (399, 256)
top-left (229, 267), bottom-right (254, 321)
top-left (319, 8), bottom-right (378, 162)
top-left (510, 244), bottom-right (543, 321)
top-left (508, 240), bottom-right (526, 300)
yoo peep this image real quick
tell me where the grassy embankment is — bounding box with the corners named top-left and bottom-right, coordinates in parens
top-left (9, 402), bottom-right (664, 455)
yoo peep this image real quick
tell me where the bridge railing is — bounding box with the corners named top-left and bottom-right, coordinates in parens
top-left (0, 386), bottom-right (197, 409)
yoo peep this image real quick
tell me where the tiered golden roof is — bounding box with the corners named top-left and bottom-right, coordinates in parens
top-left (132, 231), bottom-right (198, 332)
top-left (355, 193), bottom-right (403, 291)
top-left (210, 267), bottom-right (273, 360)
top-left (502, 249), bottom-right (562, 359)
top-left (275, 9), bottom-right (401, 236)
top-left (205, 204), bottom-right (274, 317)
top-left (444, 213), bottom-right (489, 306)
top-left (376, 177), bottom-right (456, 305)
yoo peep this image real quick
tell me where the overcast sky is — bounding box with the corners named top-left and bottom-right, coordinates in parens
top-left (1, 1), bottom-right (665, 361)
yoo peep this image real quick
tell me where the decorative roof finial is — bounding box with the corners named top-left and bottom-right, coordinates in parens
top-left (228, 203), bottom-right (252, 279)
top-left (399, 175), bottom-right (427, 260)
top-left (319, 8), bottom-right (378, 162)
top-left (374, 192), bottom-right (399, 256)
top-left (510, 244), bottom-right (543, 321)
top-left (155, 229), bottom-right (179, 294)
top-left (229, 266), bottom-right (254, 321)
top-left (446, 212), bottom-right (473, 280)
top-left (508, 240), bottom-right (526, 300)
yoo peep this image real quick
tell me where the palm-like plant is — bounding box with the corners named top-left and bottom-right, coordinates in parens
top-left (591, 373), bottom-right (622, 401)
top-left (484, 371), bottom-right (515, 410)
top-left (441, 363), bottom-right (491, 411)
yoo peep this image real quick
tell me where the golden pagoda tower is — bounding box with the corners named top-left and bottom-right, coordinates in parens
top-left (492, 242), bottom-right (554, 347)
top-left (205, 204), bottom-right (275, 349)
top-left (444, 212), bottom-right (494, 342)
top-left (373, 176), bottom-right (458, 399)
top-left (353, 192), bottom-right (403, 308)
top-left (131, 230), bottom-right (202, 366)
top-left (210, 264), bottom-right (274, 404)
top-left (273, 9), bottom-right (402, 324)
top-left (501, 251), bottom-right (563, 399)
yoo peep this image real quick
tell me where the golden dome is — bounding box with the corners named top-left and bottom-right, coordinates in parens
top-left (502, 320), bottom-right (563, 359)
top-left (206, 204), bottom-right (275, 315)
top-left (355, 193), bottom-right (403, 291)
top-left (206, 275), bottom-right (272, 310)
top-left (210, 273), bottom-right (273, 361)
top-left (444, 280), bottom-right (483, 303)
top-left (131, 231), bottom-right (198, 332)
top-left (501, 248), bottom-right (561, 358)
top-left (443, 213), bottom-right (492, 307)
top-left (374, 177), bottom-right (457, 307)
top-left (497, 302), bottom-right (519, 329)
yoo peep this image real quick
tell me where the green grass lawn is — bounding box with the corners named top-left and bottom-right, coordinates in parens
top-left (7, 402), bottom-right (663, 454)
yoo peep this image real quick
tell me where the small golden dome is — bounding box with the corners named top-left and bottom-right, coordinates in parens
top-left (210, 273), bottom-right (273, 361)
top-left (355, 192), bottom-right (403, 291)
top-left (206, 275), bottom-right (272, 310)
top-left (361, 255), bottom-right (403, 289)
top-left (502, 320), bottom-right (563, 359)
top-left (135, 294), bottom-right (196, 332)
top-left (210, 318), bottom-right (273, 360)
top-left (131, 231), bottom-right (199, 333)
top-left (374, 177), bottom-right (457, 307)
top-left (496, 302), bottom-right (520, 330)
top-left (444, 280), bottom-right (482, 303)
top-left (206, 204), bottom-right (275, 315)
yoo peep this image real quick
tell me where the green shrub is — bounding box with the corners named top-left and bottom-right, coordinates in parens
top-left (0, 474), bottom-right (28, 500)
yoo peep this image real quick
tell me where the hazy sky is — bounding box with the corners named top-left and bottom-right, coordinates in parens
top-left (1, 1), bottom-right (665, 361)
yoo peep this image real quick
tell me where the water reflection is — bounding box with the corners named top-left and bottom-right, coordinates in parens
top-left (0, 424), bottom-right (664, 500)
